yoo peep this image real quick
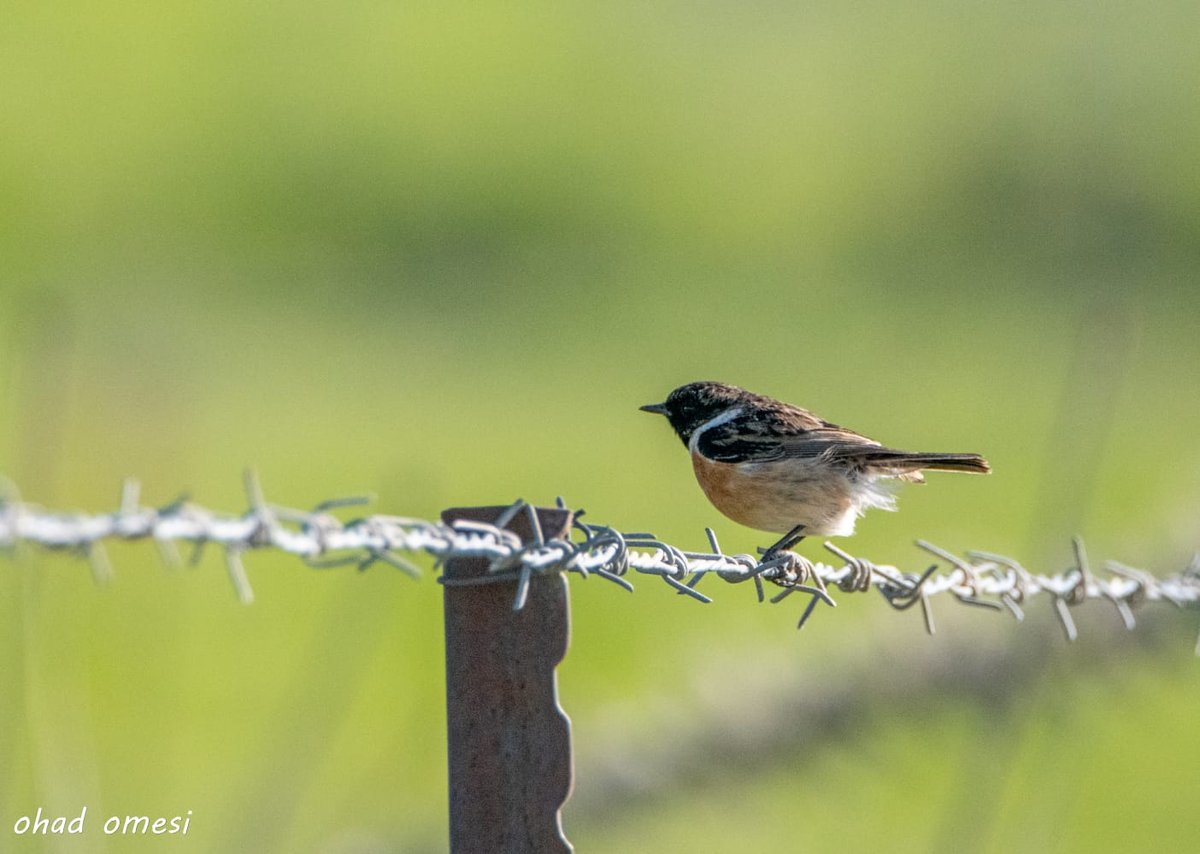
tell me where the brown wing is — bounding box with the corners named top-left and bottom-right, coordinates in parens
top-left (696, 398), bottom-right (988, 479)
top-left (694, 403), bottom-right (880, 464)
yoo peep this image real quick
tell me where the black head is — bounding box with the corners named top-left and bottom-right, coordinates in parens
top-left (640, 381), bottom-right (754, 446)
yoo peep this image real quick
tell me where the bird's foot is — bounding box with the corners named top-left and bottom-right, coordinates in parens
top-left (758, 524), bottom-right (807, 562)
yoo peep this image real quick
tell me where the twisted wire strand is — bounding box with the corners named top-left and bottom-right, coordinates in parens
top-left (2, 475), bottom-right (1198, 647)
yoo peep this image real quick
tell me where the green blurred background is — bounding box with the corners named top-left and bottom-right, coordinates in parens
top-left (2, 1), bottom-right (1199, 851)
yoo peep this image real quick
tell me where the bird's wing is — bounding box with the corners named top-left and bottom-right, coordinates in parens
top-left (695, 407), bottom-right (880, 464)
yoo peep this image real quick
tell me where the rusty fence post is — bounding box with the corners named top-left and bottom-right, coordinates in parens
top-left (441, 505), bottom-right (575, 854)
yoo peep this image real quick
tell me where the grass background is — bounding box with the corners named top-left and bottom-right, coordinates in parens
top-left (2, 1), bottom-right (1199, 851)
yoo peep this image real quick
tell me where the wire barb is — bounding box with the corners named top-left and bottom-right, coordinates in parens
top-left (1, 479), bottom-right (1198, 646)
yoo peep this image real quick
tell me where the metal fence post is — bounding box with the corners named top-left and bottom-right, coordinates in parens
top-left (441, 505), bottom-right (575, 854)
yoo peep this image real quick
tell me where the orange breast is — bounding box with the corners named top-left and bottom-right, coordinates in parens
top-left (689, 452), bottom-right (856, 536)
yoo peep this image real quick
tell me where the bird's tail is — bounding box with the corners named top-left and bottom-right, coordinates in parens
top-left (862, 449), bottom-right (991, 475)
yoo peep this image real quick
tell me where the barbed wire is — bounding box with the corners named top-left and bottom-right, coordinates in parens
top-left (2, 473), bottom-right (1198, 648)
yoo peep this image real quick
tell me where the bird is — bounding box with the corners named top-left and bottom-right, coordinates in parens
top-left (640, 381), bottom-right (990, 555)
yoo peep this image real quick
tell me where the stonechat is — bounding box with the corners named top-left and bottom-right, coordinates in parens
top-left (641, 381), bottom-right (990, 554)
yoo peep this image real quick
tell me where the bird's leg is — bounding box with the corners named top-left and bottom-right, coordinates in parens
top-left (760, 524), bottom-right (807, 560)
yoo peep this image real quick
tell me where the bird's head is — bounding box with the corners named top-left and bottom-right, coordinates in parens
top-left (640, 381), bottom-right (750, 446)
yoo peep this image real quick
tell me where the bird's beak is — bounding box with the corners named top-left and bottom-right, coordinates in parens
top-left (639, 402), bottom-right (669, 416)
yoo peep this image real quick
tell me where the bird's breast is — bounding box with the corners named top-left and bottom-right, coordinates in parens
top-left (689, 453), bottom-right (859, 536)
